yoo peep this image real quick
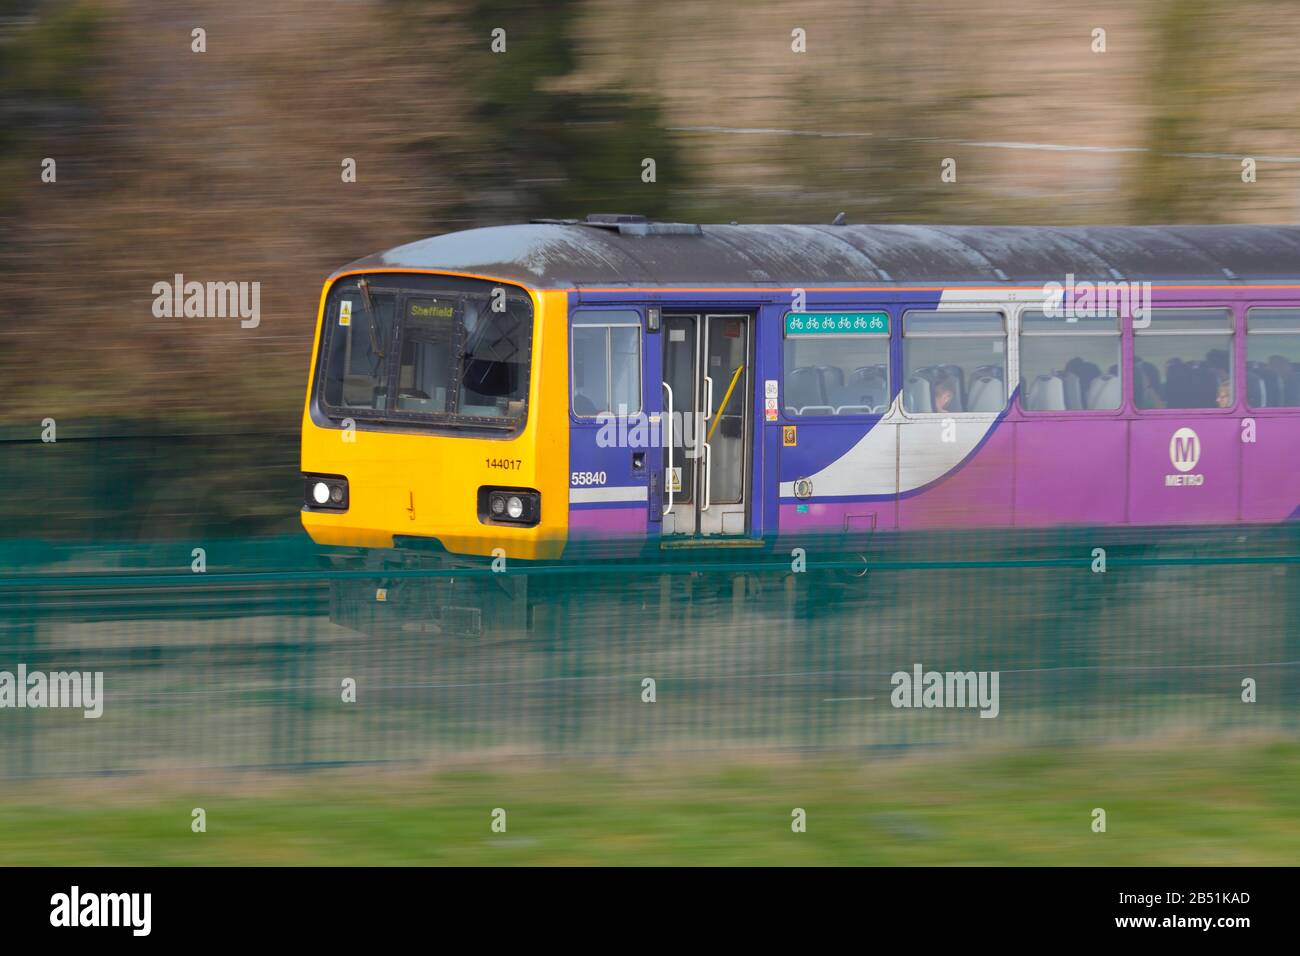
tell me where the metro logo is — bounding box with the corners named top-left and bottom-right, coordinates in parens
top-left (1165, 426), bottom-right (1205, 487)
top-left (1169, 427), bottom-right (1200, 473)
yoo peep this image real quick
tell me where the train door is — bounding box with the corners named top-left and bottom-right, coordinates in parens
top-left (661, 312), bottom-right (753, 536)
top-left (568, 309), bottom-right (651, 539)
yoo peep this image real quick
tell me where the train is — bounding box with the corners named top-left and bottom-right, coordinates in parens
top-left (299, 215), bottom-right (1300, 630)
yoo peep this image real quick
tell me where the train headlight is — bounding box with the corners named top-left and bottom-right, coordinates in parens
top-left (480, 488), bottom-right (540, 527)
top-left (304, 475), bottom-right (349, 511)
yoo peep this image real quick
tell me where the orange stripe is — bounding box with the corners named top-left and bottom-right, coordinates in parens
top-left (329, 266), bottom-right (545, 290)
top-left (577, 283), bottom-right (1300, 294)
top-left (325, 268), bottom-right (1300, 296)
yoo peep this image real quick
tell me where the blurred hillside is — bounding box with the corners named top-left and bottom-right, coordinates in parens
top-left (3, 0), bottom-right (1300, 426)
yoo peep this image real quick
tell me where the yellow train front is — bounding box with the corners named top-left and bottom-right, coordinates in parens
top-left (298, 227), bottom-right (585, 634)
top-left (300, 267), bottom-right (569, 565)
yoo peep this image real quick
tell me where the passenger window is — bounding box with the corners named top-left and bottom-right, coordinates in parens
top-left (1134, 309), bottom-right (1234, 410)
top-left (570, 311), bottom-right (642, 417)
top-left (901, 311), bottom-right (1006, 413)
top-left (1245, 308), bottom-right (1300, 408)
top-left (1019, 310), bottom-right (1121, 411)
top-left (781, 312), bottom-right (890, 417)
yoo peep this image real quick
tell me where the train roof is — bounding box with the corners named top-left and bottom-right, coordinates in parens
top-left (338, 216), bottom-right (1300, 289)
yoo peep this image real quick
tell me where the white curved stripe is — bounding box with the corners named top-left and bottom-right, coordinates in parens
top-left (569, 485), bottom-right (648, 504)
top-left (779, 291), bottom-right (1021, 499)
top-left (779, 395), bottom-right (1000, 498)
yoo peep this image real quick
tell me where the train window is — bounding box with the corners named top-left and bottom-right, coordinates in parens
top-left (570, 311), bottom-right (642, 417)
top-left (394, 297), bottom-right (457, 413)
top-left (1245, 308), bottom-right (1300, 408)
top-left (322, 290), bottom-right (398, 410)
top-left (901, 310), bottom-right (1006, 413)
top-left (455, 296), bottom-right (532, 418)
top-left (782, 333), bottom-right (890, 417)
top-left (1134, 308), bottom-right (1234, 410)
top-left (1019, 310), bottom-right (1121, 411)
top-left (318, 275), bottom-right (534, 430)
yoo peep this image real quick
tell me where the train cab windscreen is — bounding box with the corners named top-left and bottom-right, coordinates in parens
top-left (316, 274), bottom-right (533, 431)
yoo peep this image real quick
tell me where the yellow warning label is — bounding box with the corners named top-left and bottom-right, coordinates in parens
top-left (783, 425), bottom-right (797, 447)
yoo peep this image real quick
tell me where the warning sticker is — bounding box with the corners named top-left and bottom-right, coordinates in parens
top-left (764, 379), bottom-right (779, 400)
top-left (339, 300), bottom-right (352, 326)
top-left (764, 396), bottom-right (779, 422)
top-left (783, 425), bottom-right (797, 447)
top-left (668, 467), bottom-right (682, 493)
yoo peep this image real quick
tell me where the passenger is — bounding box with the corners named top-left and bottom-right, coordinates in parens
top-left (1192, 365), bottom-right (1219, 408)
top-left (932, 376), bottom-right (958, 413)
top-left (1066, 358), bottom-right (1100, 400)
top-left (1215, 369), bottom-right (1232, 408)
top-left (1136, 363), bottom-right (1165, 408)
top-left (1164, 359), bottom-right (1191, 407)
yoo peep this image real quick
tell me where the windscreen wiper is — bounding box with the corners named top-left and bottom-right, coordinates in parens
top-left (357, 278), bottom-right (386, 366)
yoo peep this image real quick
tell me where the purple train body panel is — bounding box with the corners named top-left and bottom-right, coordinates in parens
top-left (567, 284), bottom-right (1300, 543)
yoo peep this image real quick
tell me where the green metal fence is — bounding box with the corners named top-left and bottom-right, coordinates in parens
top-left (1, 525), bottom-right (1297, 777)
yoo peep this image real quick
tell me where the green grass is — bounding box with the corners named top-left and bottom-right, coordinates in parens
top-left (2, 739), bottom-right (1297, 865)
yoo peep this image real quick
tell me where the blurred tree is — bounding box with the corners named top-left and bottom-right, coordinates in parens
top-left (0, 0), bottom-right (103, 216)
top-left (1132, 0), bottom-right (1225, 222)
top-left (399, 0), bottom-right (684, 227)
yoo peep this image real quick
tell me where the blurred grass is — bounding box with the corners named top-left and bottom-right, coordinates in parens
top-left (2, 738), bottom-right (1296, 864)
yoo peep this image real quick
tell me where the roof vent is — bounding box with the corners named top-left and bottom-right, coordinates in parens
top-left (617, 222), bottom-right (703, 236)
top-left (581, 214), bottom-right (703, 236)
top-left (533, 213), bottom-right (702, 236)
top-left (584, 213), bottom-right (648, 225)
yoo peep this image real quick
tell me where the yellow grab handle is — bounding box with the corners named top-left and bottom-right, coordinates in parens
top-left (705, 364), bottom-right (745, 445)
